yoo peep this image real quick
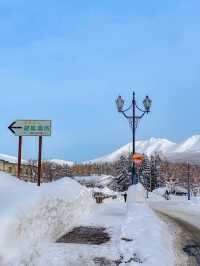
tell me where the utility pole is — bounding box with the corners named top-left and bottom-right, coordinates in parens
top-left (187, 162), bottom-right (191, 200)
top-left (132, 92), bottom-right (136, 185)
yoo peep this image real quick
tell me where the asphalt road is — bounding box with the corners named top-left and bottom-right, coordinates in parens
top-left (151, 205), bottom-right (200, 266)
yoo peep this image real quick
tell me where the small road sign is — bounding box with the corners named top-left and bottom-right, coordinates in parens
top-left (8, 120), bottom-right (51, 136)
top-left (8, 119), bottom-right (51, 186)
top-left (132, 153), bottom-right (144, 165)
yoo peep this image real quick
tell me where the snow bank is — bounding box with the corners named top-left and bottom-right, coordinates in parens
top-left (127, 183), bottom-right (146, 203)
top-left (122, 187), bottom-right (175, 266)
top-left (0, 172), bottom-right (93, 265)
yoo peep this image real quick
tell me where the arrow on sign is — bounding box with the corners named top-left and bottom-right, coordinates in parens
top-left (8, 120), bottom-right (51, 136)
top-left (8, 122), bottom-right (22, 134)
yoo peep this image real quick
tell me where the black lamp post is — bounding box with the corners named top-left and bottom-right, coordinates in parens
top-left (116, 91), bottom-right (152, 185)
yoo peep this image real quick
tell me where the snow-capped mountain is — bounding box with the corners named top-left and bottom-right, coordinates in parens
top-left (135, 138), bottom-right (176, 155)
top-left (87, 135), bottom-right (200, 164)
top-left (174, 135), bottom-right (200, 153)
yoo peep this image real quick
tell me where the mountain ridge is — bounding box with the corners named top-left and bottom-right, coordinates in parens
top-left (87, 135), bottom-right (200, 164)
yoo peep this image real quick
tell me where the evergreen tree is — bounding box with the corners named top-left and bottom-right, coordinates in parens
top-left (139, 155), bottom-right (151, 189)
top-left (109, 155), bottom-right (131, 192)
top-left (150, 154), bottom-right (161, 190)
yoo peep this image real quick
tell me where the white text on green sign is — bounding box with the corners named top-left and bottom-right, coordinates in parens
top-left (10, 120), bottom-right (51, 136)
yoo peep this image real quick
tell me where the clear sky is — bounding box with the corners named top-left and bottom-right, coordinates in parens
top-left (0, 0), bottom-right (200, 161)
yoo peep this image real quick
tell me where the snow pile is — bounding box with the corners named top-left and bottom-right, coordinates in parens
top-left (121, 202), bottom-right (175, 266)
top-left (127, 183), bottom-right (146, 203)
top-left (18, 182), bottom-right (176, 266)
top-left (0, 172), bottom-right (93, 265)
top-left (152, 187), bottom-right (167, 196)
top-left (121, 183), bottom-right (175, 266)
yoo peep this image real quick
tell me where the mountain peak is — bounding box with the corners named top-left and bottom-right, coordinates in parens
top-left (87, 135), bottom-right (200, 164)
top-left (175, 135), bottom-right (200, 153)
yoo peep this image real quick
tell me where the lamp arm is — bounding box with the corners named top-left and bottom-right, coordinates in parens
top-left (120, 110), bottom-right (146, 120)
top-left (135, 112), bottom-right (146, 119)
top-left (123, 103), bottom-right (133, 112)
top-left (120, 111), bottom-right (133, 119)
top-left (136, 103), bottom-right (147, 113)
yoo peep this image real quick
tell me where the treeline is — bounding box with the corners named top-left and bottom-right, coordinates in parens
top-left (159, 161), bottom-right (200, 188)
top-left (26, 160), bottom-right (119, 183)
top-left (26, 157), bottom-right (200, 191)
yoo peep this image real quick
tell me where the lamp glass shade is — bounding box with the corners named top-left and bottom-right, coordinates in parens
top-left (116, 96), bottom-right (124, 112)
top-left (143, 96), bottom-right (152, 111)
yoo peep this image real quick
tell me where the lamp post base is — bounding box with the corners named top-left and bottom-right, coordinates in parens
top-left (132, 173), bottom-right (138, 185)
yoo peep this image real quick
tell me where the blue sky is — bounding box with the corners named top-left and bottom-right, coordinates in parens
top-left (0, 0), bottom-right (200, 161)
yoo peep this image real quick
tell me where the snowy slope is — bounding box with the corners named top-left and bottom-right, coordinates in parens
top-left (136, 137), bottom-right (176, 155)
top-left (87, 137), bottom-right (177, 163)
top-left (87, 135), bottom-right (200, 164)
top-left (174, 135), bottom-right (200, 153)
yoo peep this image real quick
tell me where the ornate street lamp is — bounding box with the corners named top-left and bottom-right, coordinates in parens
top-left (116, 96), bottom-right (124, 112)
top-left (143, 96), bottom-right (152, 113)
top-left (115, 91), bottom-right (152, 185)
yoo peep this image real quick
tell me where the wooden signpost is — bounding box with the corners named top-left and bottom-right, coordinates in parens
top-left (8, 120), bottom-right (51, 186)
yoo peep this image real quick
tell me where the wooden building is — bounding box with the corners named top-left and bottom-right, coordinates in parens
top-left (0, 159), bottom-right (37, 182)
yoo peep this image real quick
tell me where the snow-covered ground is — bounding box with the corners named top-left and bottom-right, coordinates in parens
top-left (32, 184), bottom-right (175, 266)
top-left (0, 173), bottom-right (178, 266)
top-left (0, 172), bottom-right (93, 265)
top-left (148, 190), bottom-right (200, 231)
top-left (122, 185), bottom-right (175, 266)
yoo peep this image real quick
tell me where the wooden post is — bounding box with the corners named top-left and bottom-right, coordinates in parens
top-left (17, 136), bottom-right (22, 179)
top-left (38, 136), bottom-right (43, 186)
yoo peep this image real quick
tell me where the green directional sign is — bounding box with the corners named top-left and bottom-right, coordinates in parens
top-left (8, 120), bottom-right (51, 136)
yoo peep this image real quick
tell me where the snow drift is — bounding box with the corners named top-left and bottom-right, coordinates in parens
top-left (127, 183), bottom-right (146, 203)
top-left (0, 172), bottom-right (93, 265)
top-left (122, 184), bottom-right (175, 266)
